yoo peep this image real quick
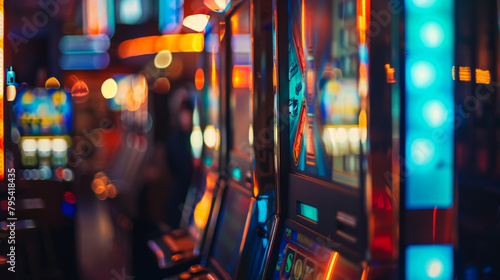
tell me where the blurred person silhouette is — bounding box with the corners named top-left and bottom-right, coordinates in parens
top-left (164, 86), bottom-right (195, 229)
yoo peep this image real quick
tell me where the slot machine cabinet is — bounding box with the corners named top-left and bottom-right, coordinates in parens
top-left (147, 18), bottom-right (231, 277)
top-left (12, 87), bottom-right (75, 225)
top-left (3, 86), bottom-right (77, 279)
top-left (164, 0), bottom-right (276, 279)
top-left (262, 0), bottom-right (458, 279)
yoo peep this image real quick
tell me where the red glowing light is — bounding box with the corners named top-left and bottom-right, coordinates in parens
top-left (64, 191), bottom-right (76, 204)
top-left (56, 167), bottom-right (64, 179)
top-left (195, 68), bottom-right (205, 90)
top-left (433, 206), bottom-right (437, 243)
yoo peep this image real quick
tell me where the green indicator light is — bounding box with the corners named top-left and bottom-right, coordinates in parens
top-left (298, 202), bottom-right (318, 222)
top-left (203, 156), bottom-right (212, 167)
top-left (232, 167), bottom-right (241, 180)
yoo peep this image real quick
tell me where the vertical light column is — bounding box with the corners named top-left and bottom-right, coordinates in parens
top-left (405, 0), bottom-right (454, 210)
top-left (0, 0), bottom-right (4, 181)
top-left (159, 0), bottom-right (184, 34)
top-left (404, 0), bottom-right (454, 279)
top-left (84, 0), bottom-right (115, 37)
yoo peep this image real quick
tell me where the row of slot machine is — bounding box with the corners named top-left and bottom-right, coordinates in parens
top-left (148, 0), bottom-right (500, 279)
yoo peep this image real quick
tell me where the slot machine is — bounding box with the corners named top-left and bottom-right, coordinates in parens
top-left (262, 0), bottom-right (458, 279)
top-left (12, 86), bottom-right (75, 220)
top-left (164, 0), bottom-right (276, 279)
top-left (147, 18), bottom-right (228, 276)
top-left (5, 85), bottom-right (77, 278)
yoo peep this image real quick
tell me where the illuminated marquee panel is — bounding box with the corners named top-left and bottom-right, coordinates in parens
top-left (405, 0), bottom-right (454, 209)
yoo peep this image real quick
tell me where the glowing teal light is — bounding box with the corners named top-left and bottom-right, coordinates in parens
top-left (359, 44), bottom-right (368, 64)
top-left (190, 127), bottom-right (203, 159)
top-left (411, 0), bottom-right (437, 8)
top-left (410, 61), bottom-right (436, 88)
top-left (232, 167), bottom-right (241, 180)
top-left (423, 100), bottom-right (448, 127)
top-left (420, 22), bottom-right (444, 48)
top-left (120, 0), bottom-right (142, 24)
top-left (410, 138), bottom-right (435, 165)
top-left (203, 156), bottom-right (213, 167)
top-left (406, 244), bottom-right (453, 279)
top-left (257, 199), bottom-right (268, 223)
top-left (298, 202), bottom-right (318, 222)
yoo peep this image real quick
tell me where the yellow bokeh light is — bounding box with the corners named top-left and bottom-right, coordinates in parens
top-left (106, 184), bottom-right (117, 198)
top-left (193, 195), bottom-right (211, 229)
top-left (92, 178), bottom-right (105, 192)
top-left (45, 77), bottom-right (60, 89)
top-left (154, 50), bottom-right (172, 69)
top-left (203, 125), bottom-right (216, 148)
top-left (101, 78), bottom-right (118, 99)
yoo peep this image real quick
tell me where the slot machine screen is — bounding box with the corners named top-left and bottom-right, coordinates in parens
top-left (14, 88), bottom-right (73, 136)
top-left (210, 187), bottom-right (251, 277)
top-left (13, 88), bottom-right (73, 170)
top-left (230, 2), bottom-right (252, 156)
top-left (287, 0), bottom-right (364, 188)
top-left (273, 225), bottom-right (361, 280)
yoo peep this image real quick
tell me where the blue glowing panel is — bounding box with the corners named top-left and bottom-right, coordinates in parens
top-left (406, 244), bottom-right (453, 280)
top-left (159, 0), bottom-right (184, 34)
top-left (59, 35), bottom-right (110, 54)
top-left (60, 53), bottom-right (110, 70)
top-left (405, 0), bottom-right (454, 209)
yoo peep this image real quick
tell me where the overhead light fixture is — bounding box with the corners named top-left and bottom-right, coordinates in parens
top-left (183, 7), bottom-right (211, 32)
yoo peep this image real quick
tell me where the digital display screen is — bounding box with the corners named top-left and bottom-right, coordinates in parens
top-left (297, 202), bottom-right (318, 222)
top-left (273, 226), bottom-right (333, 279)
top-left (273, 226), bottom-right (362, 280)
top-left (230, 1), bottom-right (252, 156)
top-left (288, 0), bottom-right (365, 187)
top-left (13, 88), bottom-right (73, 136)
top-left (211, 187), bottom-right (251, 277)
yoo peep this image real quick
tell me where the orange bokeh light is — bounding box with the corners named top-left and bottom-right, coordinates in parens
top-left (232, 65), bottom-right (252, 88)
top-left (195, 68), bottom-right (205, 90)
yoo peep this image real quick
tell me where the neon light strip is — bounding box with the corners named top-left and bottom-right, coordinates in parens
top-left (405, 0), bottom-right (454, 209)
top-left (324, 252), bottom-right (339, 280)
top-left (117, 34), bottom-right (204, 58)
